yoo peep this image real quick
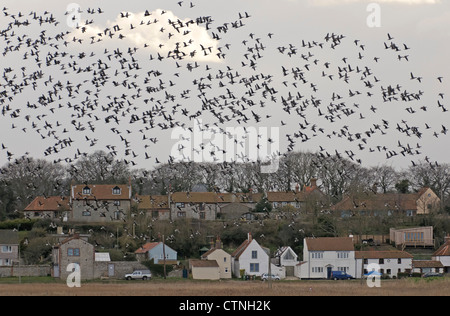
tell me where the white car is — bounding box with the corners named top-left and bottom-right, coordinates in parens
top-left (261, 273), bottom-right (280, 281)
top-left (125, 270), bottom-right (152, 280)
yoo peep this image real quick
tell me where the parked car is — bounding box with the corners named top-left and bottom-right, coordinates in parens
top-left (261, 273), bottom-right (280, 281)
top-left (331, 271), bottom-right (353, 280)
top-left (125, 270), bottom-right (152, 280)
top-left (422, 272), bottom-right (443, 278)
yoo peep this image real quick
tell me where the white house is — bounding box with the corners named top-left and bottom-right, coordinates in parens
top-left (432, 234), bottom-right (450, 273)
top-left (355, 251), bottom-right (413, 278)
top-left (274, 246), bottom-right (298, 278)
top-left (231, 233), bottom-right (282, 278)
top-left (298, 237), bottom-right (356, 279)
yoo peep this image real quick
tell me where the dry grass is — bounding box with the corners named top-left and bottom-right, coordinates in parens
top-left (1, 278), bottom-right (449, 296)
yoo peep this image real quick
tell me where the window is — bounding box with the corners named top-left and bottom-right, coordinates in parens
top-left (68, 248), bottom-right (80, 256)
top-left (112, 186), bottom-right (122, 195)
top-left (34, 212), bottom-right (40, 217)
top-left (176, 202), bottom-right (185, 208)
top-left (337, 252), bottom-right (349, 259)
top-left (250, 263), bottom-right (259, 272)
top-left (82, 210), bottom-right (91, 216)
top-left (177, 211), bottom-right (186, 218)
top-left (224, 257), bottom-right (227, 262)
top-left (252, 251), bottom-right (258, 259)
top-left (379, 258), bottom-right (384, 264)
top-left (113, 200), bottom-right (120, 206)
top-left (398, 258), bottom-right (402, 264)
top-left (82, 186), bottom-right (91, 195)
top-left (312, 267), bottom-right (323, 273)
top-left (199, 212), bottom-right (206, 219)
top-left (1, 246), bottom-right (12, 253)
top-left (311, 252), bottom-right (323, 259)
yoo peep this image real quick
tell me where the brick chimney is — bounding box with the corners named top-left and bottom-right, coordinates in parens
top-left (215, 236), bottom-right (222, 249)
top-left (295, 183), bottom-right (300, 193)
top-left (310, 178), bottom-right (318, 188)
top-left (248, 232), bottom-right (252, 241)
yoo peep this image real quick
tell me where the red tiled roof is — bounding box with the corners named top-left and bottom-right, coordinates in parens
top-left (412, 260), bottom-right (444, 268)
top-left (305, 237), bottom-right (354, 251)
top-left (24, 196), bottom-right (70, 212)
top-left (231, 233), bottom-right (254, 259)
top-left (433, 240), bottom-right (450, 257)
top-left (134, 195), bottom-right (169, 210)
top-left (72, 184), bottom-right (131, 200)
top-left (135, 242), bottom-right (160, 254)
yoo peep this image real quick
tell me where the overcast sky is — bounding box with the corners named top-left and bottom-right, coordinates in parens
top-left (0, 0), bottom-right (449, 171)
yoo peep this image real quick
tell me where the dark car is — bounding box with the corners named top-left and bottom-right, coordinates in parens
top-left (331, 271), bottom-right (353, 280)
top-left (422, 272), bottom-right (443, 278)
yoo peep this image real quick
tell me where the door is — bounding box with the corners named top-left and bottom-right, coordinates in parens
top-left (108, 264), bottom-right (115, 277)
top-left (327, 267), bottom-right (332, 279)
top-left (286, 266), bottom-right (294, 277)
top-left (53, 264), bottom-right (60, 278)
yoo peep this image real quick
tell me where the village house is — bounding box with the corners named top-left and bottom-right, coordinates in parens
top-left (0, 230), bottom-right (19, 267)
top-left (355, 250), bottom-right (413, 278)
top-left (328, 187), bottom-right (440, 218)
top-left (412, 260), bottom-right (444, 275)
top-left (200, 237), bottom-right (232, 279)
top-left (231, 232), bottom-right (283, 279)
top-left (267, 178), bottom-right (327, 211)
top-left (169, 191), bottom-right (263, 221)
top-left (298, 237), bottom-right (356, 279)
top-left (23, 196), bottom-right (71, 221)
top-left (135, 242), bottom-right (178, 264)
top-left (273, 246), bottom-right (298, 278)
top-left (432, 234), bottom-right (450, 273)
top-left (134, 195), bottom-right (170, 220)
top-left (52, 234), bottom-right (95, 280)
top-left (71, 183), bottom-right (132, 223)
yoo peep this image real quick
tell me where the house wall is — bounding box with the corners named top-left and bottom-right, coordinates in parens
top-left (432, 256), bottom-right (450, 270)
top-left (149, 243), bottom-right (177, 264)
top-left (71, 200), bottom-right (131, 223)
top-left (355, 258), bottom-right (413, 278)
top-left (171, 203), bottom-right (217, 221)
top-left (234, 240), bottom-right (269, 277)
top-left (0, 244), bottom-right (18, 266)
top-left (417, 189), bottom-right (440, 215)
top-left (57, 238), bottom-right (95, 280)
top-left (205, 249), bottom-right (232, 279)
top-left (192, 266), bottom-right (220, 280)
top-left (301, 243), bottom-right (356, 279)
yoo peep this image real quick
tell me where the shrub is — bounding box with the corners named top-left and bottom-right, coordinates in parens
top-left (142, 259), bottom-right (173, 277)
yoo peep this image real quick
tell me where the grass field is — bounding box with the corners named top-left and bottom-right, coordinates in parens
top-left (0, 277), bottom-right (449, 296)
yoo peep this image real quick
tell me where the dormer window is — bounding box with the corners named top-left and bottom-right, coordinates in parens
top-left (112, 186), bottom-right (122, 195)
top-left (82, 186), bottom-right (91, 195)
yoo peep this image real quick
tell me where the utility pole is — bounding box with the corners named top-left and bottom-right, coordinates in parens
top-left (162, 234), bottom-right (167, 279)
top-left (268, 248), bottom-right (272, 289)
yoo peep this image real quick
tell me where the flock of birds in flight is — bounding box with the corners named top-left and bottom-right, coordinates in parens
top-left (0, 1), bottom-right (449, 248)
top-left (0, 1), bottom-right (448, 176)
